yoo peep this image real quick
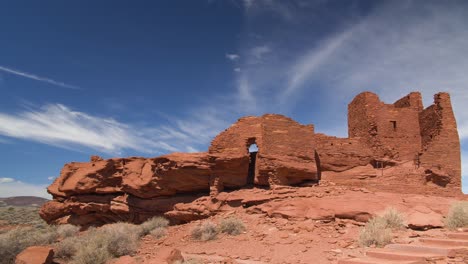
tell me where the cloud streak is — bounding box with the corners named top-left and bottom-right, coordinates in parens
top-left (234, 1), bottom-right (468, 139)
top-left (0, 103), bottom-right (230, 155)
top-left (226, 53), bottom-right (240, 61)
top-left (0, 177), bottom-right (15, 183)
top-left (0, 65), bottom-right (80, 90)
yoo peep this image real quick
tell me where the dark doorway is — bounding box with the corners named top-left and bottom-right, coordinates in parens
top-left (247, 143), bottom-right (258, 185)
top-left (390, 121), bottom-right (397, 131)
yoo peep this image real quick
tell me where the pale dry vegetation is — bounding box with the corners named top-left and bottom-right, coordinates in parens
top-left (0, 226), bottom-right (58, 264)
top-left (140, 216), bottom-right (169, 236)
top-left (0, 206), bottom-right (47, 230)
top-left (359, 208), bottom-right (405, 247)
top-left (56, 217), bottom-right (170, 264)
top-left (191, 216), bottom-right (246, 241)
top-left (191, 221), bottom-right (218, 241)
top-left (219, 217), bottom-right (246, 235)
top-left (57, 224), bottom-right (80, 238)
top-left (445, 201), bottom-right (468, 229)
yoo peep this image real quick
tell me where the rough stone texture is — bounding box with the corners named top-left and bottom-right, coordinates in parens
top-left (15, 246), bottom-right (54, 264)
top-left (348, 91), bottom-right (461, 187)
top-left (419, 93), bottom-right (461, 187)
top-left (40, 91), bottom-right (461, 225)
top-left (314, 134), bottom-right (373, 172)
top-left (348, 92), bottom-right (424, 160)
top-left (48, 153), bottom-right (211, 199)
top-left (209, 114), bottom-right (319, 191)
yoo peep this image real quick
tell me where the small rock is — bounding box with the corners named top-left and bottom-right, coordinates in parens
top-left (15, 246), bottom-right (54, 264)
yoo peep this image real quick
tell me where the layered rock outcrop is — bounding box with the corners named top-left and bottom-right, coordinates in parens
top-left (40, 91), bottom-right (462, 225)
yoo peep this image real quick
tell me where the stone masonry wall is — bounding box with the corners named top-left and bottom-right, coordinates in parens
top-left (419, 93), bottom-right (461, 186)
top-left (208, 114), bottom-right (319, 191)
top-left (348, 92), bottom-right (423, 161)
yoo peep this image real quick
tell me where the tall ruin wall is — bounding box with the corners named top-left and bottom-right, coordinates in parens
top-left (348, 91), bottom-right (461, 186)
top-left (348, 92), bottom-right (423, 160)
top-left (419, 93), bottom-right (461, 186)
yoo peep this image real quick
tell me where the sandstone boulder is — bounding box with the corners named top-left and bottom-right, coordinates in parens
top-left (15, 246), bottom-right (53, 264)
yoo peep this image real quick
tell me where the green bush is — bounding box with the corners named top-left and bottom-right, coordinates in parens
top-left (0, 226), bottom-right (58, 264)
top-left (191, 222), bottom-right (218, 241)
top-left (140, 216), bottom-right (169, 236)
top-left (219, 217), bottom-right (246, 235)
top-left (445, 202), bottom-right (468, 229)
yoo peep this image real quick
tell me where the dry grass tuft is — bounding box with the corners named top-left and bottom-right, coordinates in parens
top-left (150, 227), bottom-right (167, 239)
top-left (379, 207), bottom-right (405, 229)
top-left (219, 217), bottom-right (246, 235)
top-left (0, 226), bottom-right (58, 264)
top-left (358, 208), bottom-right (405, 247)
top-left (359, 217), bottom-right (393, 247)
top-left (140, 216), bottom-right (169, 236)
top-left (445, 202), bottom-right (468, 229)
top-left (56, 222), bottom-right (150, 264)
top-left (191, 222), bottom-right (218, 241)
top-left (57, 224), bottom-right (80, 238)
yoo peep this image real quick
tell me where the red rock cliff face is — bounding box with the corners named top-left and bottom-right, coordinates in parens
top-left (40, 92), bottom-right (462, 225)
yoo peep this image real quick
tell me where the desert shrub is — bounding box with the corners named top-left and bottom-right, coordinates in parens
top-left (58, 222), bottom-right (141, 264)
top-left (0, 226), bottom-right (58, 264)
top-left (219, 217), bottom-right (246, 235)
top-left (57, 224), bottom-right (80, 238)
top-left (191, 222), bottom-right (218, 241)
top-left (55, 236), bottom-right (81, 260)
top-left (0, 206), bottom-right (47, 228)
top-left (100, 223), bottom-right (140, 257)
top-left (359, 217), bottom-right (392, 247)
top-left (70, 233), bottom-right (112, 264)
top-left (150, 227), bottom-right (167, 239)
top-left (445, 201), bottom-right (468, 229)
top-left (379, 208), bottom-right (405, 229)
top-left (140, 216), bottom-right (169, 236)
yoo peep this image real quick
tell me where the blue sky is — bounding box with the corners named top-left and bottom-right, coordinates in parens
top-left (0, 0), bottom-right (467, 198)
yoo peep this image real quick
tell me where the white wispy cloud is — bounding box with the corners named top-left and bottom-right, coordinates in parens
top-left (226, 53), bottom-right (240, 61)
top-left (235, 1), bottom-right (468, 140)
top-left (0, 65), bottom-right (80, 90)
top-left (284, 28), bottom-right (354, 98)
top-left (0, 178), bottom-right (50, 199)
top-left (250, 45), bottom-right (271, 61)
top-left (0, 177), bottom-right (15, 184)
top-left (0, 103), bottom-right (229, 155)
top-left (47, 176), bottom-right (55, 181)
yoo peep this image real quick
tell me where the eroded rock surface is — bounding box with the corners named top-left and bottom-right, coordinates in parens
top-left (40, 91), bottom-right (462, 225)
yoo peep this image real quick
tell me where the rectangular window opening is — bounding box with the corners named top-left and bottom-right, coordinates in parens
top-left (390, 121), bottom-right (397, 131)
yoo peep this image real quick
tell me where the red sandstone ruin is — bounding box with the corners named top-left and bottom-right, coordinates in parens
top-left (40, 91), bottom-right (461, 226)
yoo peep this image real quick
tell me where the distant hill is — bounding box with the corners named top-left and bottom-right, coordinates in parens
top-left (0, 196), bottom-right (49, 207)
